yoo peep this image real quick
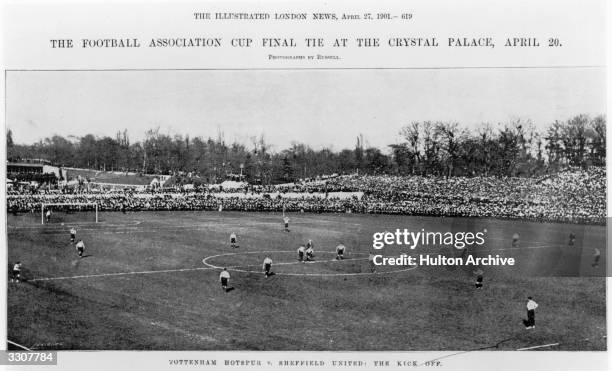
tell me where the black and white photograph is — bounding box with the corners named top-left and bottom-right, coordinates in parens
top-left (5, 67), bottom-right (606, 351)
top-left (1, 1), bottom-right (609, 370)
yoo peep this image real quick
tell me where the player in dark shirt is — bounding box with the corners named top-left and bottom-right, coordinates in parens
top-left (474, 269), bottom-right (484, 289)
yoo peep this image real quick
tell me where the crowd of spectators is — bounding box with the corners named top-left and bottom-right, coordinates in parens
top-left (6, 167), bottom-right (605, 225)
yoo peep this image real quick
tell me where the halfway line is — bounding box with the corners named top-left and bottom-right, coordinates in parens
top-left (30, 266), bottom-right (216, 282)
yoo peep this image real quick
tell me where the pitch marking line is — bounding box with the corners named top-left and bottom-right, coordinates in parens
top-left (7, 340), bottom-right (32, 351)
top-left (489, 244), bottom-right (557, 252)
top-left (30, 266), bottom-right (216, 282)
top-left (485, 237), bottom-right (551, 246)
top-left (516, 342), bottom-right (560, 351)
top-left (516, 334), bottom-right (606, 351)
top-left (28, 245), bottom-right (562, 282)
top-left (30, 250), bottom-right (417, 281)
top-left (8, 220), bottom-right (143, 230)
top-left (203, 250), bottom-right (417, 277)
top-left (149, 321), bottom-right (216, 343)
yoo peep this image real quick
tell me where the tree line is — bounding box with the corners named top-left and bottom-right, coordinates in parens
top-left (6, 114), bottom-right (605, 183)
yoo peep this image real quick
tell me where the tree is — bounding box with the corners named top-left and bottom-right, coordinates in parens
top-left (476, 123), bottom-right (495, 176)
top-left (5, 114), bottom-right (605, 181)
top-left (389, 143), bottom-right (412, 175)
top-left (7, 129), bottom-right (16, 160)
top-left (281, 156), bottom-right (293, 182)
top-left (588, 115), bottom-right (606, 166)
top-left (545, 120), bottom-right (564, 168)
top-left (422, 121), bottom-right (441, 175)
top-left (434, 122), bottom-right (464, 177)
top-left (398, 122), bottom-right (421, 174)
top-left (364, 147), bottom-right (389, 174)
top-left (562, 114), bottom-right (589, 167)
top-left (43, 135), bottom-right (75, 166)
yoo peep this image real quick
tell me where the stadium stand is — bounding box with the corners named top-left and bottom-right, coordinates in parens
top-left (6, 167), bottom-right (605, 225)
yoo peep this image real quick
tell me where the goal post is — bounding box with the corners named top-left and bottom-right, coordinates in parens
top-left (41, 202), bottom-right (99, 224)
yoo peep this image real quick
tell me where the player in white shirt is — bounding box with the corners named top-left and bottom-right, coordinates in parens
top-left (70, 227), bottom-right (77, 243)
top-left (335, 244), bottom-right (346, 260)
top-left (11, 262), bottom-right (22, 283)
top-left (297, 246), bottom-right (305, 262)
top-left (219, 268), bottom-right (230, 291)
top-left (75, 239), bottom-right (85, 258)
top-left (283, 216), bottom-right (290, 232)
top-left (262, 257), bottom-right (273, 277)
top-left (525, 297), bottom-right (538, 329)
top-left (45, 209), bottom-right (52, 223)
top-left (305, 245), bottom-right (314, 261)
top-left (230, 232), bottom-right (237, 248)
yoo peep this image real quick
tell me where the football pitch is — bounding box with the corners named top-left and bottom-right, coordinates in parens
top-left (7, 211), bottom-right (607, 351)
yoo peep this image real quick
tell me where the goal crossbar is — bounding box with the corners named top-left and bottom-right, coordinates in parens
top-left (41, 202), bottom-right (99, 224)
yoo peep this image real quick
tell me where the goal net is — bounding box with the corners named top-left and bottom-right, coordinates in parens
top-left (41, 203), bottom-right (99, 225)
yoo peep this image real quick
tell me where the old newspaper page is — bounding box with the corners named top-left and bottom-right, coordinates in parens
top-left (1, 0), bottom-right (609, 370)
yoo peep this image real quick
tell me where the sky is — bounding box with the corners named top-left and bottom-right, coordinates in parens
top-left (6, 68), bottom-right (606, 152)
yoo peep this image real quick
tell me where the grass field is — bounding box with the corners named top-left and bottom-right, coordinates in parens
top-left (64, 168), bottom-right (158, 185)
top-left (6, 211), bottom-right (607, 351)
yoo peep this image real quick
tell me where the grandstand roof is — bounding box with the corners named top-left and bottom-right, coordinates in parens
top-left (7, 162), bottom-right (44, 168)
